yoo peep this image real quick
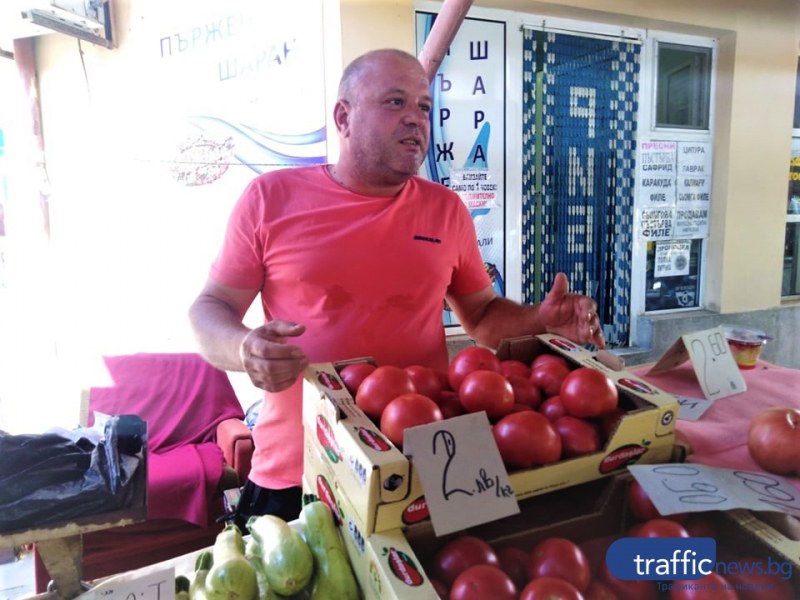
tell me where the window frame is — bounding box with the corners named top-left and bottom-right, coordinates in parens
top-left (784, 53), bottom-right (800, 299)
top-left (629, 31), bottom-right (717, 343)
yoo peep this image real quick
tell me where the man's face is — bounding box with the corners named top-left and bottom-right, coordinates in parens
top-left (342, 55), bottom-right (433, 186)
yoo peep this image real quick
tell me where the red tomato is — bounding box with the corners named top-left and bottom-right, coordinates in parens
top-left (520, 576), bottom-right (584, 600)
top-left (560, 367), bottom-right (618, 418)
top-left (355, 365), bottom-right (415, 420)
top-left (509, 403), bottom-right (535, 413)
top-left (507, 375), bottom-right (543, 409)
top-left (501, 359), bottom-right (532, 379)
top-left (458, 370), bottom-right (515, 419)
top-left (339, 362), bottom-right (376, 396)
top-left (682, 514), bottom-right (717, 538)
top-left (530, 361), bottom-right (571, 397)
top-left (553, 415), bottom-right (601, 458)
top-left (449, 564), bottom-right (517, 600)
top-left (598, 562), bottom-right (659, 600)
top-left (496, 546), bottom-right (530, 590)
top-left (430, 577), bottom-right (449, 599)
top-left (747, 407), bottom-right (800, 476)
top-left (379, 393), bottom-right (443, 448)
top-left (493, 410), bottom-right (562, 468)
top-left (632, 518), bottom-right (690, 538)
top-left (626, 479), bottom-right (661, 521)
top-left (670, 572), bottom-right (737, 600)
top-left (531, 353), bottom-right (570, 371)
top-left (579, 535), bottom-right (615, 578)
top-left (721, 556), bottom-right (796, 600)
top-left (527, 537), bottom-right (591, 592)
top-left (539, 395), bottom-right (566, 421)
top-left (626, 479), bottom-right (689, 523)
top-left (585, 580), bottom-right (621, 600)
top-left (436, 390), bottom-right (465, 419)
top-left (435, 369), bottom-right (452, 391)
top-left (405, 364), bottom-right (445, 401)
top-left (448, 346), bottom-right (502, 391)
top-left (432, 535), bottom-right (500, 586)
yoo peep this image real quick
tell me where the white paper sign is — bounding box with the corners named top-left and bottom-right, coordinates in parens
top-left (403, 412), bottom-right (519, 536)
top-left (675, 394), bottom-right (715, 421)
top-left (674, 206), bottom-right (709, 239)
top-left (638, 141), bottom-right (677, 207)
top-left (638, 207), bottom-right (675, 241)
top-left (654, 240), bottom-right (691, 277)
top-left (77, 567), bottom-right (175, 600)
top-left (677, 142), bottom-right (712, 204)
top-left (629, 464), bottom-right (800, 518)
top-left (647, 326), bottom-right (746, 401)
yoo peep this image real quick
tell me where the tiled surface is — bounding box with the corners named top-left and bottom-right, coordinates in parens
top-left (0, 551), bottom-right (34, 600)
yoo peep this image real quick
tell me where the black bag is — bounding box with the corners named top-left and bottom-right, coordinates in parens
top-left (0, 415), bottom-right (146, 533)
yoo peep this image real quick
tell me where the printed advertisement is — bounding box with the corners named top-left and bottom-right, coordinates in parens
top-left (416, 13), bottom-right (506, 325)
top-left (637, 140), bottom-right (711, 241)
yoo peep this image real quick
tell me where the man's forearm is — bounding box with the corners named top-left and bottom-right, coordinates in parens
top-left (461, 296), bottom-right (544, 349)
top-left (188, 294), bottom-right (251, 372)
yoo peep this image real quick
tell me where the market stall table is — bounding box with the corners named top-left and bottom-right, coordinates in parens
top-left (630, 359), bottom-right (800, 493)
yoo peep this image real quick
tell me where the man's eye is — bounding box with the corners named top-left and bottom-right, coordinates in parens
top-left (420, 104), bottom-right (432, 114)
top-left (388, 98), bottom-right (404, 107)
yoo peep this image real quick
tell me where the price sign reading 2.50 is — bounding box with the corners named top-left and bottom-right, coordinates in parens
top-left (404, 412), bottom-right (519, 536)
top-left (629, 464), bottom-right (800, 519)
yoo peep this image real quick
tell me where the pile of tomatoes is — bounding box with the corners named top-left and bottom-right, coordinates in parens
top-left (338, 345), bottom-right (625, 468)
top-left (420, 478), bottom-right (797, 599)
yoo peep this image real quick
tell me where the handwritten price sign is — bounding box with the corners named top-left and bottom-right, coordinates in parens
top-left (629, 464), bottom-right (800, 519)
top-left (404, 412), bottom-right (519, 536)
top-left (77, 567), bottom-right (175, 600)
top-left (648, 326), bottom-right (746, 401)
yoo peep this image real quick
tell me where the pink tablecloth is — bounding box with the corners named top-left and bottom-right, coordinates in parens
top-left (631, 360), bottom-right (800, 492)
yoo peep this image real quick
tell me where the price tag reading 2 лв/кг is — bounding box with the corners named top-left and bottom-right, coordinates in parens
top-left (404, 412), bottom-right (520, 536)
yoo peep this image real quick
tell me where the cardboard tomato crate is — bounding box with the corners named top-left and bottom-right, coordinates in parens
top-left (302, 334), bottom-right (679, 535)
top-left (399, 477), bottom-right (800, 599)
top-left (498, 334), bottom-right (678, 499)
top-left (724, 510), bottom-right (800, 569)
top-left (301, 471), bottom-right (439, 600)
top-left (304, 465), bottom-right (800, 599)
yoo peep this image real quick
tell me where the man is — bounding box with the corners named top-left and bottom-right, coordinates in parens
top-left (189, 49), bottom-right (605, 526)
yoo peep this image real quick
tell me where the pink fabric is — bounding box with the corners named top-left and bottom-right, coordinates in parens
top-left (211, 165), bottom-right (491, 489)
top-left (632, 360), bottom-right (800, 492)
top-left (88, 353), bottom-right (245, 525)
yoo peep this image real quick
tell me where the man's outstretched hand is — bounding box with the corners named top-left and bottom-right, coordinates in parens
top-left (539, 273), bottom-right (605, 348)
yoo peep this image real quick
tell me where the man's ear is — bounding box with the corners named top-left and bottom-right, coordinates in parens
top-left (332, 100), bottom-right (351, 136)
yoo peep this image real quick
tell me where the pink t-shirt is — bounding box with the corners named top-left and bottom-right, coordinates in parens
top-left (211, 165), bottom-right (490, 489)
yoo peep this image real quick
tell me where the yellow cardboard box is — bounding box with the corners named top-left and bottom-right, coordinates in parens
top-left (723, 510), bottom-right (800, 568)
top-left (301, 471), bottom-right (438, 600)
top-left (302, 334), bottom-right (679, 534)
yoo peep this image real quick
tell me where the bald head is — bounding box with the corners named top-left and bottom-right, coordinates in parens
top-left (338, 49), bottom-right (426, 105)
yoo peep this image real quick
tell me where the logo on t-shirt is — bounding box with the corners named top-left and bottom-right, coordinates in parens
top-left (413, 234), bottom-right (442, 244)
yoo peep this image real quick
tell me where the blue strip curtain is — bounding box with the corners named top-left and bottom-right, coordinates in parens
top-left (522, 29), bottom-right (639, 347)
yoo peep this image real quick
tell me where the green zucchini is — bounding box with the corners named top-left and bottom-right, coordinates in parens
top-left (190, 551), bottom-right (213, 600)
top-left (247, 515), bottom-right (313, 596)
top-left (300, 502), bottom-right (359, 600)
top-left (205, 523), bottom-right (259, 600)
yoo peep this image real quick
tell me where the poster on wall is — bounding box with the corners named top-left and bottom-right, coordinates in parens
top-left (127, 0), bottom-right (327, 191)
top-left (416, 13), bottom-right (506, 326)
top-left (63, 0), bottom-right (329, 354)
top-left (636, 139), bottom-right (710, 242)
